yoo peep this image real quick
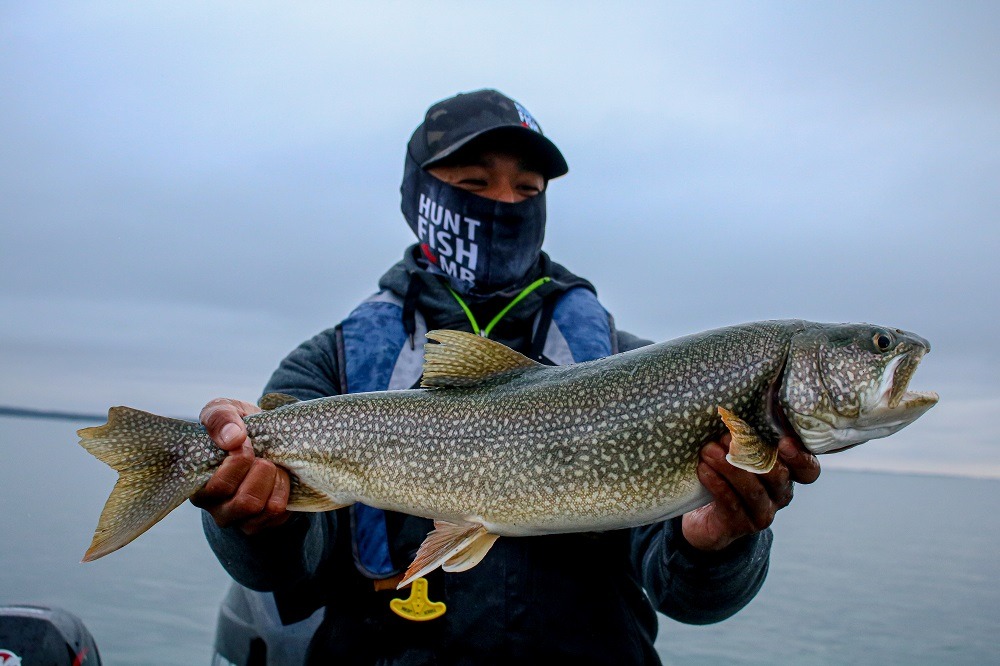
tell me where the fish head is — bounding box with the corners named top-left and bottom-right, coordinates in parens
top-left (779, 323), bottom-right (938, 454)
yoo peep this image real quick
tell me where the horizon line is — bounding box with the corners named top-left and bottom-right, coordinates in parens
top-left (0, 405), bottom-right (194, 423)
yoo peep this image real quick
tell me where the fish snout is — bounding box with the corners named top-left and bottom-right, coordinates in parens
top-left (894, 328), bottom-right (931, 354)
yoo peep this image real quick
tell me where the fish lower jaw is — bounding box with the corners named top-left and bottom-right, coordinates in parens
top-left (894, 390), bottom-right (939, 409)
top-left (861, 389), bottom-right (938, 429)
top-left (798, 395), bottom-right (938, 454)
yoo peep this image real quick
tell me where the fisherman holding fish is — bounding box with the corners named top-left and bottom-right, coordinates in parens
top-left (191, 90), bottom-right (824, 663)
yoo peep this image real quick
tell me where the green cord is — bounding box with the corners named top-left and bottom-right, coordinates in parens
top-left (448, 287), bottom-right (481, 335)
top-left (448, 277), bottom-right (552, 338)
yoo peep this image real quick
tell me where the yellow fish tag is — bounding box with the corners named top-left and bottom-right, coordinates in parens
top-left (389, 577), bottom-right (446, 621)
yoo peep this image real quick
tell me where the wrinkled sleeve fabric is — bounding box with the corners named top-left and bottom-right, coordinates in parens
top-left (262, 327), bottom-right (343, 401)
top-left (201, 328), bottom-right (342, 596)
top-left (632, 518), bottom-right (772, 624)
top-left (202, 512), bottom-right (332, 590)
top-left (616, 329), bottom-right (653, 353)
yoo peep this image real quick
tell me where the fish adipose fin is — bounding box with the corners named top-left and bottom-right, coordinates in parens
top-left (717, 406), bottom-right (778, 474)
top-left (398, 520), bottom-right (500, 589)
top-left (77, 407), bottom-right (224, 561)
top-left (421, 330), bottom-right (541, 388)
top-left (258, 393), bottom-right (300, 411)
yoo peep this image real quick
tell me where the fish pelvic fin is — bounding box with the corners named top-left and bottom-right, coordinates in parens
top-left (398, 520), bottom-right (499, 589)
top-left (420, 330), bottom-right (541, 388)
top-left (718, 406), bottom-right (778, 474)
top-left (77, 407), bottom-right (223, 561)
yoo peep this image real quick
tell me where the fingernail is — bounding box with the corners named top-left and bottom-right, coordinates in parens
top-left (220, 423), bottom-right (241, 447)
top-left (779, 440), bottom-right (797, 460)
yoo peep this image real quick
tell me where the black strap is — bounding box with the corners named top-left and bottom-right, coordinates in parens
top-left (333, 323), bottom-right (349, 395)
top-left (529, 293), bottom-right (558, 365)
top-left (402, 276), bottom-right (423, 350)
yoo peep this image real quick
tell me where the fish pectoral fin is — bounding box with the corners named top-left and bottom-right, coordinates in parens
top-left (258, 393), bottom-right (300, 411)
top-left (286, 476), bottom-right (348, 512)
top-left (717, 406), bottom-right (778, 474)
top-left (398, 520), bottom-right (498, 588)
top-left (420, 330), bottom-right (541, 388)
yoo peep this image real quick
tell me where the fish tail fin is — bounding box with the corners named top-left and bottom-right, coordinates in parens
top-left (77, 406), bottom-right (222, 561)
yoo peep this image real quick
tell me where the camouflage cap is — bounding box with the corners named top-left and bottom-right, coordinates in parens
top-left (407, 89), bottom-right (569, 179)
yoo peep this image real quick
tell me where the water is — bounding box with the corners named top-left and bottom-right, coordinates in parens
top-left (655, 470), bottom-right (999, 664)
top-left (0, 415), bottom-right (228, 663)
top-left (1, 415), bottom-right (997, 664)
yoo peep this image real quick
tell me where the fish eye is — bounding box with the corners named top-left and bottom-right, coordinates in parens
top-left (873, 331), bottom-right (893, 351)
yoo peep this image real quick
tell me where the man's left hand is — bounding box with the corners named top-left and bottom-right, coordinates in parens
top-left (681, 434), bottom-right (821, 552)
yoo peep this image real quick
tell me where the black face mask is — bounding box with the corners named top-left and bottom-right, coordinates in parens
top-left (400, 153), bottom-right (546, 295)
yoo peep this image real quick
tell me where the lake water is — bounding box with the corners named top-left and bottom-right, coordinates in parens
top-left (1, 414), bottom-right (997, 664)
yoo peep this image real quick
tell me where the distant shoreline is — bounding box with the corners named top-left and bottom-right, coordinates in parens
top-left (0, 405), bottom-right (194, 423)
top-left (0, 405), bottom-right (109, 422)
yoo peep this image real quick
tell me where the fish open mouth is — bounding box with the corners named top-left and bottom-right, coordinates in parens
top-left (880, 351), bottom-right (940, 412)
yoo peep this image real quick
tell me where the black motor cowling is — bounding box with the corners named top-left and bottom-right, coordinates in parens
top-left (0, 605), bottom-right (101, 665)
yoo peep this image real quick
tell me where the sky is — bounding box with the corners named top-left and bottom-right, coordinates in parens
top-left (1, 1), bottom-right (997, 478)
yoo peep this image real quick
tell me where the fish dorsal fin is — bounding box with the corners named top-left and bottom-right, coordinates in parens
top-left (420, 329), bottom-right (541, 388)
top-left (258, 393), bottom-right (300, 411)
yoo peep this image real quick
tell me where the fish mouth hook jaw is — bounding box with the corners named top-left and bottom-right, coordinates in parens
top-left (878, 351), bottom-right (939, 413)
top-left (794, 347), bottom-right (939, 455)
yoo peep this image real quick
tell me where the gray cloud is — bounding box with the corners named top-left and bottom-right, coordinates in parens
top-left (1, 1), bottom-right (996, 475)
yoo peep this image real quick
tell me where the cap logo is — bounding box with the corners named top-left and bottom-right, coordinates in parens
top-left (0, 650), bottom-right (23, 666)
top-left (513, 102), bottom-right (540, 133)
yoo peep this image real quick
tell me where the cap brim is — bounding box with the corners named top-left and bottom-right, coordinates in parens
top-left (421, 125), bottom-right (568, 180)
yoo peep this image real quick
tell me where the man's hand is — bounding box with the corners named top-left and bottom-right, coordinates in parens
top-left (190, 397), bottom-right (293, 535)
top-left (681, 433), bottom-right (821, 552)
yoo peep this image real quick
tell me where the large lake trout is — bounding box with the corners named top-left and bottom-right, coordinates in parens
top-left (79, 321), bottom-right (937, 586)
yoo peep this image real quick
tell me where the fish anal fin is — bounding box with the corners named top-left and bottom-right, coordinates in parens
top-left (398, 520), bottom-right (497, 588)
top-left (718, 406), bottom-right (778, 474)
top-left (286, 475), bottom-right (348, 512)
top-left (258, 393), bottom-right (300, 411)
top-left (420, 330), bottom-right (541, 388)
top-left (443, 531), bottom-right (500, 573)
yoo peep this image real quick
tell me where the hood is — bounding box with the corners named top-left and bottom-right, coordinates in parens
top-left (378, 244), bottom-right (597, 335)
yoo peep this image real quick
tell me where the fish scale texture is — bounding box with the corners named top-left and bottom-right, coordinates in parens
top-left (243, 321), bottom-right (799, 534)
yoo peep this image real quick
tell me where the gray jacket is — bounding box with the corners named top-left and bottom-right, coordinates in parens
top-left (203, 248), bottom-right (772, 664)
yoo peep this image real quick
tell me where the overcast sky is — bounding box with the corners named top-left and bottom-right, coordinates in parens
top-left (2, 1), bottom-right (997, 477)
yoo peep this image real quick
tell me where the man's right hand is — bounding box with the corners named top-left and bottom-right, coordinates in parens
top-left (190, 397), bottom-right (293, 535)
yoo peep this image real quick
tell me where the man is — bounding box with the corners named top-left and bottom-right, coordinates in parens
top-left (194, 89), bottom-right (820, 664)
